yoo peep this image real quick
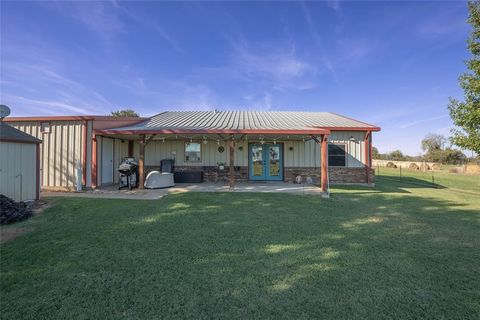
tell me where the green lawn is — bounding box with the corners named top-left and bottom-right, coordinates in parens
top-left (1, 177), bottom-right (479, 319)
top-left (375, 166), bottom-right (480, 192)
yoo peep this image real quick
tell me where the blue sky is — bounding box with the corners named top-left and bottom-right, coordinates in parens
top-left (0, 1), bottom-right (470, 155)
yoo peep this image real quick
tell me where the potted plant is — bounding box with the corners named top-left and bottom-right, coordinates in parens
top-left (217, 162), bottom-right (225, 170)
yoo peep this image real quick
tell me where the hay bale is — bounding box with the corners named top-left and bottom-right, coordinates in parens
top-left (431, 163), bottom-right (441, 171)
top-left (386, 162), bottom-right (397, 168)
top-left (449, 167), bottom-right (460, 174)
top-left (420, 163), bottom-right (430, 171)
top-left (409, 163), bottom-right (420, 170)
top-left (465, 164), bottom-right (480, 175)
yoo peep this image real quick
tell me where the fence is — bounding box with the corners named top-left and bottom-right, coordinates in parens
top-left (375, 165), bottom-right (440, 188)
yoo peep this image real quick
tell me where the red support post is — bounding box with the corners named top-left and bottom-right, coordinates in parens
top-left (364, 131), bottom-right (371, 184)
top-left (229, 140), bottom-right (235, 189)
top-left (139, 135), bottom-right (145, 189)
top-left (320, 134), bottom-right (329, 192)
top-left (82, 120), bottom-right (87, 186)
top-left (91, 133), bottom-right (97, 189)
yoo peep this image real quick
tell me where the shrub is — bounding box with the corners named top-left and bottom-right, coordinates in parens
top-left (0, 195), bottom-right (33, 225)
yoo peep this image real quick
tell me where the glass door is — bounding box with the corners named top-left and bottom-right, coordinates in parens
top-left (266, 144), bottom-right (283, 181)
top-left (249, 144), bottom-right (283, 181)
top-left (249, 144), bottom-right (266, 180)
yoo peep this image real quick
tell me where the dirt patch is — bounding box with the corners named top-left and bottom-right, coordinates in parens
top-left (0, 199), bottom-right (54, 244)
top-left (31, 200), bottom-right (53, 215)
top-left (0, 227), bottom-right (32, 244)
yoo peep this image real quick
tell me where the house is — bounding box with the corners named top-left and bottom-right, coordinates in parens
top-left (6, 111), bottom-right (380, 192)
top-left (0, 122), bottom-right (42, 201)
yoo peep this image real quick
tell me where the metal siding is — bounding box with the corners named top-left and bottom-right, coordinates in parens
top-left (329, 131), bottom-right (365, 167)
top-left (0, 142), bottom-right (37, 201)
top-left (9, 121), bottom-right (83, 188)
top-left (113, 139), bottom-right (129, 183)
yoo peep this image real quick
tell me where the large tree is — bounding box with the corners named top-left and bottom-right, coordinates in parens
top-left (110, 109), bottom-right (139, 117)
top-left (421, 133), bottom-right (446, 153)
top-left (448, 1), bottom-right (480, 153)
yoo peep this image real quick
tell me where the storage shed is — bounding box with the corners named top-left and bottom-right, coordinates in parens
top-left (0, 122), bottom-right (41, 201)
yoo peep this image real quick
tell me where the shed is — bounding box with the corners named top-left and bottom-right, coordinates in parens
top-left (0, 122), bottom-right (41, 201)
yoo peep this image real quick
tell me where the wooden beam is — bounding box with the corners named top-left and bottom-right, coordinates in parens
top-left (145, 134), bottom-right (156, 145)
top-left (139, 134), bottom-right (145, 189)
top-left (229, 140), bottom-right (235, 190)
top-left (320, 134), bottom-right (329, 192)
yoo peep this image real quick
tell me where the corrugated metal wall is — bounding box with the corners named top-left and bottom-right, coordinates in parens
top-left (129, 131), bottom-right (366, 169)
top-left (10, 121), bottom-right (85, 188)
top-left (0, 142), bottom-right (37, 201)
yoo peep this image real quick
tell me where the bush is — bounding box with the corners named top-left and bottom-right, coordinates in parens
top-left (0, 195), bottom-right (33, 225)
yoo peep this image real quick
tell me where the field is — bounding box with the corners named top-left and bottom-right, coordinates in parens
top-left (1, 175), bottom-right (479, 319)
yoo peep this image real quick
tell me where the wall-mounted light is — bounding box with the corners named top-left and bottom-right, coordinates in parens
top-left (349, 136), bottom-right (356, 142)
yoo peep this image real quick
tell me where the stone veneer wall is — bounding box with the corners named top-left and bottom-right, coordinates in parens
top-left (146, 165), bottom-right (374, 184)
top-left (145, 165), bottom-right (249, 183)
top-left (284, 167), bottom-right (375, 184)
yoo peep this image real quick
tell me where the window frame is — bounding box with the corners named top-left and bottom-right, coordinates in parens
top-left (40, 122), bottom-right (51, 134)
top-left (184, 141), bottom-right (202, 162)
top-left (327, 143), bottom-right (347, 167)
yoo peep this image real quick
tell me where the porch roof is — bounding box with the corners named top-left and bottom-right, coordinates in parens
top-left (95, 111), bottom-right (380, 135)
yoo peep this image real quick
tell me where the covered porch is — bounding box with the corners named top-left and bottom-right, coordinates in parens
top-left (91, 129), bottom-right (334, 193)
top-left (43, 181), bottom-right (326, 200)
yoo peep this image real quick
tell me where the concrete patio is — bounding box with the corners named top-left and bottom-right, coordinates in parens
top-left (41, 182), bottom-right (327, 200)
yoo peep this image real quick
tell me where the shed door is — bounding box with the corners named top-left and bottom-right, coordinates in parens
top-left (101, 138), bottom-right (114, 185)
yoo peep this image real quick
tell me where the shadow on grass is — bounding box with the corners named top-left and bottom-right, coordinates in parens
top-left (1, 181), bottom-right (479, 319)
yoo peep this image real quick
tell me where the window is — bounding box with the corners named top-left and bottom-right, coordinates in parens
top-left (185, 142), bottom-right (201, 162)
top-left (40, 122), bottom-right (50, 133)
top-left (328, 144), bottom-right (346, 167)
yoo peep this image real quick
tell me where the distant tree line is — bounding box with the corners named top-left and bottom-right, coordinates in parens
top-left (373, 133), bottom-right (475, 165)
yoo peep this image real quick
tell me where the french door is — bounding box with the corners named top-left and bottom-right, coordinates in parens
top-left (249, 144), bottom-right (283, 181)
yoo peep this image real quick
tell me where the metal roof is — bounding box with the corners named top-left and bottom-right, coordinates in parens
top-left (99, 111), bottom-right (380, 135)
top-left (0, 122), bottom-right (42, 144)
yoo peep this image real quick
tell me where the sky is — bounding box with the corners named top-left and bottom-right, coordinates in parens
top-left (0, 1), bottom-right (471, 155)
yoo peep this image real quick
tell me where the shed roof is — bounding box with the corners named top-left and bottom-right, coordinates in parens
top-left (97, 111), bottom-right (380, 135)
top-left (0, 122), bottom-right (42, 144)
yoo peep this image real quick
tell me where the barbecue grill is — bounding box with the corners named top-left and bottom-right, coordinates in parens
top-left (118, 157), bottom-right (138, 190)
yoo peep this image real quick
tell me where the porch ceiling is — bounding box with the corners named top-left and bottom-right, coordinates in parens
top-left (94, 132), bottom-right (318, 142)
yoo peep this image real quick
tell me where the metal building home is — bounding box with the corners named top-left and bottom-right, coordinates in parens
top-left (6, 111), bottom-right (380, 193)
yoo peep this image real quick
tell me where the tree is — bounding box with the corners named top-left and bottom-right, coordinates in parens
top-left (388, 150), bottom-right (405, 161)
top-left (421, 133), bottom-right (446, 153)
top-left (448, 1), bottom-right (480, 153)
top-left (425, 149), bottom-right (467, 165)
top-left (110, 109), bottom-right (139, 117)
top-left (372, 146), bottom-right (380, 159)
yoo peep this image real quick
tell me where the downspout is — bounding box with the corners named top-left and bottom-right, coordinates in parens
top-left (82, 120), bottom-right (87, 187)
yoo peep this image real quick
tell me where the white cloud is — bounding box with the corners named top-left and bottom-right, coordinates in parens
top-left (397, 114), bottom-right (449, 129)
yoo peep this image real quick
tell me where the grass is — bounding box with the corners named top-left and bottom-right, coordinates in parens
top-left (1, 177), bottom-right (479, 319)
top-left (375, 166), bottom-right (480, 192)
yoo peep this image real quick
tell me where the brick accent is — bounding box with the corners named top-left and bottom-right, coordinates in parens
top-left (285, 166), bottom-right (375, 185)
top-left (329, 167), bottom-right (375, 184)
top-left (146, 165), bottom-right (374, 184)
top-left (146, 165), bottom-right (248, 183)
